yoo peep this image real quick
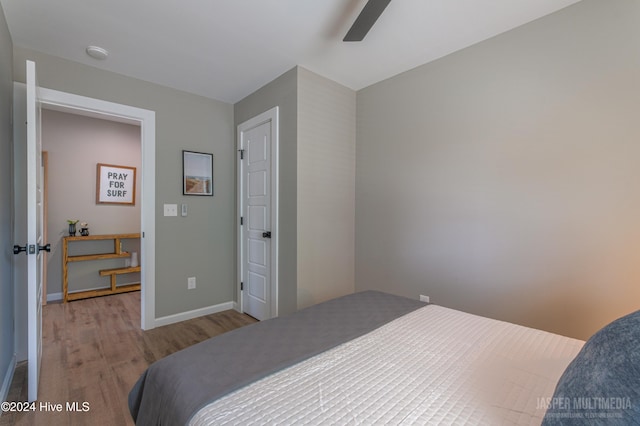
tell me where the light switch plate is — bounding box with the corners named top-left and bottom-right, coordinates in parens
top-left (164, 204), bottom-right (178, 216)
top-left (181, 203), bottom-right (188, 217)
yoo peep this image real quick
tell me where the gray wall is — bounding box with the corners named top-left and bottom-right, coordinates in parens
top-left (234, 66), bottom-right (357, 314)
top-left (234, 67), bottom-right (298, 316)
top-left (355, 0), bottom-right (640, 340)
top-left (297, 68), bottom-right (356, 308)
top-left (42, 109), bottom-right (141, 296)
top-left (13, 47), bottom-right (235, 319)
top-left (0, 4), bottom-right (14, 400)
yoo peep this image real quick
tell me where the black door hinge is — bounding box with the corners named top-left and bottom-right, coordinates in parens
top-left (238, 149), bottom-right (245, 160)
top-left (240, 216), bottom-right (243, 226)
top-left (240, 282), bottom-right (244, 291)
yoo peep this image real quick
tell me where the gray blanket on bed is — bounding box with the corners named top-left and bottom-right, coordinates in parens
top-left (128, 290), bottom-right (426, 425)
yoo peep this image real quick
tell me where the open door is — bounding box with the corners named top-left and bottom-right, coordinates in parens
top-left (26, 59), bottom-right (46, 402)
top-left (13, 60), bottom-right (48, 402)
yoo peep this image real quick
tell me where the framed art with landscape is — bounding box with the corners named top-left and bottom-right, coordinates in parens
top-left (183, 150), bottom-right (213, 196)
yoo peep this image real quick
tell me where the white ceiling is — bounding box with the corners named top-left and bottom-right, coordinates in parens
top-left (1, 0), bottom-right (582, 104)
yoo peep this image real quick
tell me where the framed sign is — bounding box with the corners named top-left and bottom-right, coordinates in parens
top-left (183, 150), bottom-right (213, 196)
top-left (96, 163), bottom-right (136, 205)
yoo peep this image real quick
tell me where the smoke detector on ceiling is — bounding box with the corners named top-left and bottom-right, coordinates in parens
top-left (86, 45), bottom-right (109, 60)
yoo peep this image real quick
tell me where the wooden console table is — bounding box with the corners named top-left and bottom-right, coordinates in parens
top-left (62, 233), bottom-right (141, 302)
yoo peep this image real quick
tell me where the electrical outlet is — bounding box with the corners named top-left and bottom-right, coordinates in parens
top-left (188, 276), bottom-right (196, 289)
top-left (181, 203), bottom-right (188, 217)
top-left (420, 294), bottom-right (430, 303)
top-left (164, 204), bottom-right (178, 216)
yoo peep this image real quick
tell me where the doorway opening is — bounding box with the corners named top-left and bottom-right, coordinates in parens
top-left (38, 88), bottom-right (156, 330)
top-left (42, 108), bottom-right (142, 304)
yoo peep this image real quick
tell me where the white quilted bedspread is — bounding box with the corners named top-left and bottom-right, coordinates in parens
top-left (190, 305), bottom-right (584, 425)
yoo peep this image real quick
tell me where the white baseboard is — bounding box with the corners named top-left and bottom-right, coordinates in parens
top-left (46, 293), bottom-right (240, 328)
top-left (154, 301), bottom-right (235, 328)
top-left (0, 354), bottom-right (16, 405)
top-left (47, 285), bottom-right (138, 303)
top-left (47, 292), bottom-right (63, 303)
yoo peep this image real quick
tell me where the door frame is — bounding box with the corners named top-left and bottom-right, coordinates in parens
top-left (36, 87), bottom-right (156, 330)
top-left (41, 151), bottom-right (48, 305)
top-left (237, 107), bottom-right (279, 318)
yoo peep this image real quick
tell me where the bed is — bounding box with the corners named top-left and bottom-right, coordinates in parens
top-left (129, 291), bottom-right (640, 425)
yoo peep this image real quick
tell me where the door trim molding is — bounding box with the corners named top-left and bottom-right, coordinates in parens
top-left (237, 107), bottom-right (279, 318)
top-left (37, 87), bottom-right (157, 330)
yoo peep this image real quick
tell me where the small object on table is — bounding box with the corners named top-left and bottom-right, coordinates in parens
top-left (67, 219), bottom-right (79, 236)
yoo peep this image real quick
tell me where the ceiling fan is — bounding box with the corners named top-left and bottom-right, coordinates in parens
top-left (343, 0), bottom-right (392, 42)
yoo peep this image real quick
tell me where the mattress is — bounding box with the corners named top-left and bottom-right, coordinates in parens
top-left (190, 305), bottom-right (584, 425)
top-left (129, 291), bottom-right (426, 425)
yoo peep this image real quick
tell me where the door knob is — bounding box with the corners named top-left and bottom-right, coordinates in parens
top-left (13, 244), bottom-right (27, 255)
top-left (262, 231), bottom-right (272, 238)
top-left (38, 243), bottom-right (51, 253)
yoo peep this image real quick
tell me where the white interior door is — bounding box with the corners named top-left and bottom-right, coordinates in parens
top-left (238, 108), bottom-right (279, 321)
top-left (26, 60), bottom-right (44, 402)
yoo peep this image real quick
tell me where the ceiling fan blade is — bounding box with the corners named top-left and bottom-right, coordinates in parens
top-left (343, 0), bottom-right (392, 42)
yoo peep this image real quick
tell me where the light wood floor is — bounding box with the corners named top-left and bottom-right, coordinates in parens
top-left (1, 292), bottom-right (257, 426)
